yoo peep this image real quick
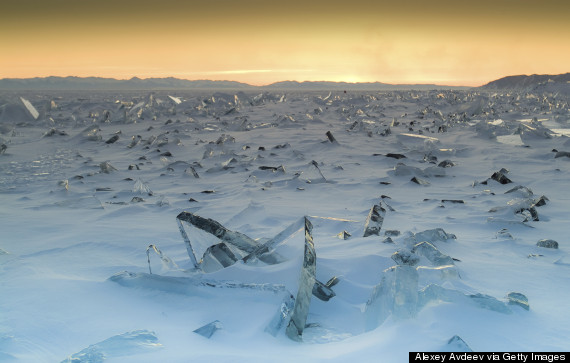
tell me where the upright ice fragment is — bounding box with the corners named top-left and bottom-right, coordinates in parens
top-left (365, 265), bottom-right (419, 331)
top-left (363, 201), bottom-right (387, 237)
top-left (286, 217), bottom-right (316, 341)
top-left (20, 97), bottom-right (39, 119)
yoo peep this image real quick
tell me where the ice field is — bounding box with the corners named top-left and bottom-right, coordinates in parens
top-left (1, 87), bottom-right (569, 362)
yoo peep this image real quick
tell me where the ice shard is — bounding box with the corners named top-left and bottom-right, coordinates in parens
top-left (176, 211), bottom-right (260, 269)
top-left (411, 176), bottom-right (430, 185)
top-left (61, 330), bottom-right (161, 363)
top-left (200, 243), bottom-right (240, 273)
top-left (365, 265), bottom-right (419, 331)
top-left (536, 239), bottom-right (558, 249)
top-left (305, 160), bottom-right (327, 183)
top-left (490, 168), bottom-right (512, 184)
top-left (445, 335), bottom-right (473, 352)
top-left (418, 284), bottom-right (511, 314)
top-left (99, 161), bottom-right (117, 174)
top-left (193, 320), bottom-right (223, 339)
top-left (265, 294), bottom-right (295, 336)
top-left (363, 201), bottom-right (387, 237)
top-left (146, 244), bottom-right (179, 274)
top-left (20, 97), bottom-right (39, 119)
top-left (411, 242), bottom-right (455, 266)
top-left (286, 217), bottom-right (316, 341)
top-left (391, 249), bottom-right (420, 266)
top-left (312, 277), bottom-right (337, 302)
top-left (405, 228), bottom-right (456, 245)
top-left (325, 130), bottom-right (337, 143)
top-left (507, 292), bottom-right (529, 310)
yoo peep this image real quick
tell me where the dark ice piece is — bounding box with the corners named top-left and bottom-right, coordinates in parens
top-left (536, 239), bottom-right (558, 249)
top-left (384, 230), bottom-right (400, 237)
top-left (437, 160), bottom-right (455, 168)
top-left (176, 211), bottom-right (260, 269)
top-left (533, 195), bottom-right (549, 207)
top-left (337, 230), bottom-right (351, 240)
top-left (202, 243), bottom-right (240, 270)
top-left (43, 128), bottom-right (68, 137)
top-left (131, 197), bottom-right (145, 203)
top-left (312, 279), bottom-right (336, 302)
top-left (411, 176), bottom-right (430, 185)
top-left (105, 135), bottom-right (120, 144)
top-left (259, 165), bottom-right (286, 172)
top-left (441, 199), bottom-right (464, 204)
top-left (490, 169), bottom-right (512, 184)
top-left (363, 202), bottom-right (387, 237)
top-left (507, 292), bottom-right (529, 310)
top-left (424, 154), bottom-right (437, 163)
top-left (0, 144), bottom-right (6, 154)
top-left (326, 131), bottom-right (337, 143)
top-left (193, 320), bottom-right (222, 339)
top-left (385, 153), bottom-right (407, 159)
top-left (286, 217), bottom-right (316, 341)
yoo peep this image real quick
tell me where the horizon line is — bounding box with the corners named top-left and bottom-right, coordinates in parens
top-left (0, 75), bottom-right (486, 88)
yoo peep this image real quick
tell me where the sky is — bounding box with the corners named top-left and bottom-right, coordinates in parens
top-left (1, 0), bottom-right (568, 86)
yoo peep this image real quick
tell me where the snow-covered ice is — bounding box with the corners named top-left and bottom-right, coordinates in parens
top-left (1, 88), bottom-right (569, 361)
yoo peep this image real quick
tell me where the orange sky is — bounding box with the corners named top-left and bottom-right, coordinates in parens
top-left (1, 0), bottom-right (568, 86)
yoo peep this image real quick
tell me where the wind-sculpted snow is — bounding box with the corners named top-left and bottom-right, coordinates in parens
top-left (1, 88), bottom-right (569, 361)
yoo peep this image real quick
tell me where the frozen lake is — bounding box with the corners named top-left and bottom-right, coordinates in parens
top-left (1, 89), bottom-right (569, 362)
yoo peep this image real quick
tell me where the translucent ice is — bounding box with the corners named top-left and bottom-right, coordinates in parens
top-left (411, 242), bottom-right (455, 266)
top-left (265, 294), bottom-right (295, 336)
top-left (61, 330), bottom-right (161, 362)
top-left (365, 265), bottom-right (419, 331)
top-left (286, 218), bottom-right (316, 341)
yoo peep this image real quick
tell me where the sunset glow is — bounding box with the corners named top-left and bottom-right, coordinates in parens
top-left (1, 0), bottom-right (568, 86)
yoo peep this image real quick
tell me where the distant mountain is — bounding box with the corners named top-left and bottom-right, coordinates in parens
top-left (481, 73), bottom-right (570, 90)
top-left (0, 76), bottom-right (466, 91)
top-left (0, 77), bottom-right (255, 91)
top-left (263, 80), bottom-right (463, 91)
